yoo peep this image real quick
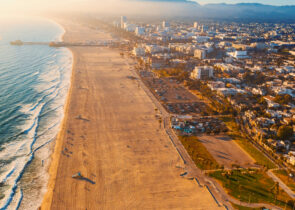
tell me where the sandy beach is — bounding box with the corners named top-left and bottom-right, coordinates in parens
top-left (41, 19), bottom-right (220, 209)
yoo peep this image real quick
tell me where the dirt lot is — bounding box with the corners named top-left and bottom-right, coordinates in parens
top-left (197, 134), bottom-right (257, 169)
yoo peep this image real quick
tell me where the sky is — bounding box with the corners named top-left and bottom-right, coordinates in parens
top-left (195, 0), bottom-right (295, 6)
top-left (1, 0), bottom-right (295, 8)
top-left (0, 0), bottom-right (294, 16)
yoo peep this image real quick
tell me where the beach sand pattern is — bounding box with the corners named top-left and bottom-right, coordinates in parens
top-left (41, 20), bottom-right (220, 210)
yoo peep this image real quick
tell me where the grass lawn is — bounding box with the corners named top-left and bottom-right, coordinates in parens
top-left (273, 169), bottom-right (295, 192)
top-left (179, 136), bottom-right (220, 170)
top-left (231, 203), bottom-right (261, 210)
top-left (210, 169), bottom-right (293, 209)
top-left (221, 116), bottom-right (276, 169)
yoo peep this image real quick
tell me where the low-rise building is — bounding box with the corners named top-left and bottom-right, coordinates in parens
top-left (227, 51), bottom-right (249, 59)
top-left (133, 47), bottom-right (145, 57)
top-left (148, 57), bottom-right (167, 69)
top-left (194, 49), bottom-right (206, 59)
top-left (208, 81), bottom-right (225, 90)
top-left (216, 88), bottom-right (238, 96)
top-left (190, 66), bottom-right (214, 80)
top-left (264, 96), bottom-right (280, 108)
top-left (192, 36), bottom-right (210, 43)
top-left (135, 27), bottom-right (145, 36)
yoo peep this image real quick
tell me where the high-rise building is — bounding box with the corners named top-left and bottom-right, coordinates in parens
top-left (193, 22), bottom-right (198, 28)
top-left (121, 16), bottom-right (127, 28)
top-left (135, 27), bottom-right (145, 36)
top-left (124, 23), bottom-right (136, 32)
top-left (162, 21), bottom-right (170, 28)
top-left (201, 25), bottom-right (209, 33)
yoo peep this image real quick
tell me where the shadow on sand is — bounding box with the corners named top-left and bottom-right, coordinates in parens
top-left (72, 173), bottom-right (96, 184)
top-left (79, 177), bottom-right (96, 184)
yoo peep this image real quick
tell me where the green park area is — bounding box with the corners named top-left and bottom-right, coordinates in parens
top-left (209, 169), bottom-right (294, 209)
top-left (273, 169), bottom-right (295, 192)
top-left (231, 203), bottom-right (261, 210)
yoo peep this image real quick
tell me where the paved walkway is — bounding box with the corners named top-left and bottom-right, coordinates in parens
top-left (268, 170), bottom-right (295, 199)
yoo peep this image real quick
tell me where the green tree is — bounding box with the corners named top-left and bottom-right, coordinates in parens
top-left (277, 125), bottom-right (293, 140)
top-left (274, 94), bottom-right (292, 105)
top-left (271, 182), bottom-right (279, 202)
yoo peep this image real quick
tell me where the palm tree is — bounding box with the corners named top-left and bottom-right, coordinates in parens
top-left (271, 182), bottom-right (279, 203)
top-left (158, 118), bottom-right (162, 128)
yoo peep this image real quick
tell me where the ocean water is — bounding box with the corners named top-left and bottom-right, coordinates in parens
top-left (0, 17), bottom-right (72, 209)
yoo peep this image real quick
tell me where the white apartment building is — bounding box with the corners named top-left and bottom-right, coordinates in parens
top-left (227, 50), bottom-right (248, 59)
top-left (194, 49), bottom-right (207, 59)
top-left (190, 66), bottom-right (214, 80)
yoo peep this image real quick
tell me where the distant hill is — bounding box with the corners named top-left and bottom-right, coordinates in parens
top-left (134, 0), bottom-right (295, 21)
top-left (137, 0), bottom-right (198, 3)
top-left (202, 3), bottom-right (295, 21)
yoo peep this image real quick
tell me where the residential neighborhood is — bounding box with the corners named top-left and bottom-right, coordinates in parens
top-left (113, 17), bottom-right (295, 170)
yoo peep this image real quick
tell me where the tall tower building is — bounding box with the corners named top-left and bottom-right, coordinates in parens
top-left (201, 25), bottom-right (208, 33)
top-left (162, 21), bottom-right (170, 28)
top-left (194, 22), bottom-right (198, 28)
top-left (121, 16), bottom-right (127, 28)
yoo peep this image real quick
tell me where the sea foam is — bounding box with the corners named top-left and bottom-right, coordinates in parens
top-left (0, 18), bottom-right (72, 209)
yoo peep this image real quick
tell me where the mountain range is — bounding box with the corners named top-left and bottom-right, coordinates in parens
top-left (136, 0), bottom-right (295, 21)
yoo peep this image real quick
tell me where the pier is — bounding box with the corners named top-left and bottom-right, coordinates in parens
top-left (10, 40), bottom-right (118, 47)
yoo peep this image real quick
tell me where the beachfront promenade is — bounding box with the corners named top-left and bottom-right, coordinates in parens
top-left (41, 20), bottom-right (222, 209)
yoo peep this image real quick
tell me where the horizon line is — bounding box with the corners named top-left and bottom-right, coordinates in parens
top-left (190, 0), bottom-right (295, 6)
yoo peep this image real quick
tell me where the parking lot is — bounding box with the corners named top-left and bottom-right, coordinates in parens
top-left (140, 70), bottom-right (210, 115)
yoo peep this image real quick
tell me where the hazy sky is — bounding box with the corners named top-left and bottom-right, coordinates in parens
top-left (2, 0), bottom-right (295, 8)
top-left (0, 0), bottom-right (294, 15)
top-left (195, 0), bottom-right (295, 5)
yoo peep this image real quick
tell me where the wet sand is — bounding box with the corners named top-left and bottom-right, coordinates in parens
top-left (41, 20), bottom-right (220, 209)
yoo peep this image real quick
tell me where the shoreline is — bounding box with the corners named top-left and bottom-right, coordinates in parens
top-left (15, 18), bottom-right (74, 209)
top-left (38, 19), bottom-right (75, 210)
top-left (41, 23), bottom-right (75, 210)
top-left (0, 17), bottom-right (74, 209)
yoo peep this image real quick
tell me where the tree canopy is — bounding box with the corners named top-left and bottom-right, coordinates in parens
top-left (277, 125), bottom-right (293, 140)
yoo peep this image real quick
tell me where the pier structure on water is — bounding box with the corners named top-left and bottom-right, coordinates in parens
top-left (10, 40), bottom-right (119, 47)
